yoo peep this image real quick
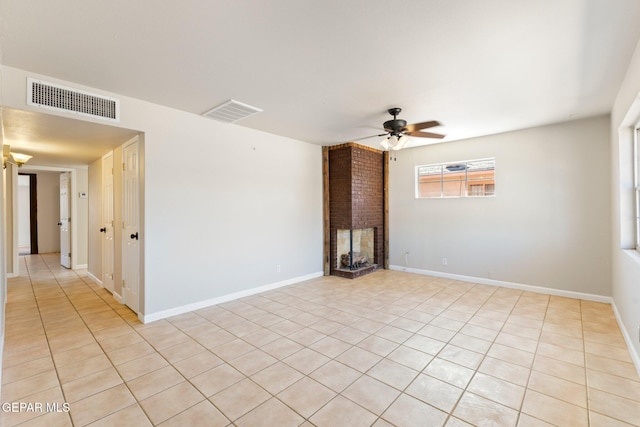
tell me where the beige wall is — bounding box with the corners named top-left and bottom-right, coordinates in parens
top-left (0, 66), bottom-right (323, 318)
top-left (390, 115), bottom-right (612, 296)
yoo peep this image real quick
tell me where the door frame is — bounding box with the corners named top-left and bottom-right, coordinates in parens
top-left (20, 165), bottom-right (80, 269)
top-left (120, 135), bottom-right (144, 317)
top-left (18, 173), bottom-right (38, 254)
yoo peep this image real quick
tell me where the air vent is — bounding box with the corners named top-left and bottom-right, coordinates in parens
top-left (27, 78), bottom-right (120, 122)
top-left (202, 99), bottom-right (263, 123)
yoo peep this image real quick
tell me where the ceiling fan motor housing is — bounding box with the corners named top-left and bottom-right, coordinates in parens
top-left (383, 119), bottom-right (407, 134)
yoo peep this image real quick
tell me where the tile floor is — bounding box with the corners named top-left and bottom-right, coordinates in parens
top-left (2, 254), bottom-right (640, 426)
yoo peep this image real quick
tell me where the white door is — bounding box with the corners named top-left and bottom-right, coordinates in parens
top-left (122, 138), bottom-right (140, 313)
top-left (102, 152), bottom-right (115, 293)
top-left (59, 172), bottom-right (71, 268)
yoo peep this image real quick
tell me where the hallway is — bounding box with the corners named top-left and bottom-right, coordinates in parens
top-left (2, 254), bottom-right (640, 426)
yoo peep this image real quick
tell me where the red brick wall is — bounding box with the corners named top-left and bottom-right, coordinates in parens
top-left (328, 144), bottom-right (385, 274)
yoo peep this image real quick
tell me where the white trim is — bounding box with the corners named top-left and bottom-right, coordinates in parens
top-left (74, 264), bottom-right (88, 270)
top-left (6, 272), bottom-right (18, 279)
top-left (389, 265), bottom-right (612, 303)
top-left (141, 272), bottom-right (324, 323)
top-left (611, 300), bottom-right (640, 376)
top-left (86, 271), bottom-right (102, 286)
top-left (113, 292), bottom-right (123, 304)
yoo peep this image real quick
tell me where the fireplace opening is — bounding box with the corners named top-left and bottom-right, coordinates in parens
top-left (337, 228), bottom-right (375, 272)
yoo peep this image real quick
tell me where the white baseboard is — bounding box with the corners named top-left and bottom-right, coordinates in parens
top-left (86, 271), bottom-right (102, 287)
top-left (113, 292), bottom-right (123, 304)
top-left (6, 273), bottom-right (18, 279)
top-left (390, 265), bottom-right (612, 303)
top-left (611, 301), bottom-right (640, 376)
top-left (141, 272), bottom-right (324, 323)
top-left (73, 264), bottom-right (88, 270)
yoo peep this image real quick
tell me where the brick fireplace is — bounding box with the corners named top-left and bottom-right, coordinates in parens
top-left (323, 142), bottom-right (388, 279)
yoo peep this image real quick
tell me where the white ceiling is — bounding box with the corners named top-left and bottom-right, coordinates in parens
top-left (1, 0), bottom-right (640, 165)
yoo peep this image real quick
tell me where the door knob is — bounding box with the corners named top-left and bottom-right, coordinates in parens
top-left (100, 227), bottom-right (106, 233)
top-left (130, 232), bottom-right (139, 240)
top-left (57, 222), bottom-right (62, 226)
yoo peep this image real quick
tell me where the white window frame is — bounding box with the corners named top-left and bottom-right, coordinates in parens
top-left (415, 157), bottom-right (496, 199)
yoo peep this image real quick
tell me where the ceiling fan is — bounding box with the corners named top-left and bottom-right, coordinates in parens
top-left (356, 108), bottom-right (445, 151)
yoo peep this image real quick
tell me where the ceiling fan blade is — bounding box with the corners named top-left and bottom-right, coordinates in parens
top-left (406, 131), bottom-right (445, 139)
top-left (350, 133), bottom-right (387, 142)
top-left (404, 120), bottom-right (441, 132)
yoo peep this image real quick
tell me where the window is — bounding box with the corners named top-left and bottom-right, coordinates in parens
top-left (416, 158), bottom-right (495, 198)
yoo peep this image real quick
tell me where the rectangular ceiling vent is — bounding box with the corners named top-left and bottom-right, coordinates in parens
top-left (202, 99), bottom-right (263, 123)
top-left (27, 78), bottom-right (120, 122)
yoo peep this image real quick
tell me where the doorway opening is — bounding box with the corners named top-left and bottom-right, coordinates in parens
top-left (18, 173), bottom-right (38, 255)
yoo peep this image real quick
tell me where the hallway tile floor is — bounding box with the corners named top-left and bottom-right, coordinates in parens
top-left (2, 254), bottom-right (640, 426)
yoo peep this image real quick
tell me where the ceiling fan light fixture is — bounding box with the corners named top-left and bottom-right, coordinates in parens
top-left (396, 134), bottom-right (410, 149)
top-left (380, 137), bottom-right (390, 150)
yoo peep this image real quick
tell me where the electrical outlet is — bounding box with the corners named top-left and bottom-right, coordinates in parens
top-left (442, 258), bottom-right (448, 266)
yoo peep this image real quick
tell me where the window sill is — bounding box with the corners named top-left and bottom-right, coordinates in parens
top-left (623, 249), bottom-right (640, 265)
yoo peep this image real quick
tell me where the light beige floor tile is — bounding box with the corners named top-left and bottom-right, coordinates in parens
top-left (454, 392), bottom-right (519, 427)
top-left (1, 369), bottom-right (60, 402)
top-left (209, 378), bottom-right (270, 421)
top-left (386, 345), bottom-right (434, 371)
top-left (260, 337), bottom-right (304, 359)
top-left (5, 261), bottom-right (640, 427)
top-left (487, 343), bottom-right (534, 368)
top-left (62, 367), bottom-right (123, 403)
top-left (70, 384), bottom-right (137, 426)
top-left (438, 344), bottom-right (484, 370)
top-left (236, 397), bottom-right (305, 427)
top-left (159, 400), bottom-right (230, 427)
top-left (311, 395), bottom-right (378, 427)
top-left (277, 376), bottom-right (336, 418)
top-left (467, 372), bottom-right (525, 410)
top-left (105, 341), bottom-right (156, 366)
top-left (424, 358), bottom-right (475, 389)
top-left (521, 389), bottom-right (588, 426)
top-left (115, 352), bottom-right (169, 381)
top-left (335, 346), bottom-right (382, 372)
top-left (1, 356), bottom-right (55, 385)
top-left (527, 370), bottom-right (587, 408)
top-left (139, 381), bottom-right (205, 425)
top-left (190, 363), bottom-right (245, 397)
top-left (585, 353), bottom-right (640, 380)
top-left (127, 365), bottom-right (185, 400)
top-left (586, 369), bottom-right (640, 401)
top-left (405, 373), bottom-right (463, 413)
top-left (309, 336), bottom-right (351, 358)
top-left (172, 350), bottom-right (223, 378)
top-left (86, 404), bottom-right (151, 427)
top-left (342, 375), bottom-right (400, 415)
top-left (309, 360), bottom-right (361, 393)
top-left (588, 387), bottom-right (640, 425)
top-left (367, 358), bottom-right (419, 390)
top-left (283, 348), bottom-right (331, 374)
top-left (532, 354), bottom-right (586, 385)
top-left (251, 361), bottom-right (305, 394)
top-left (156, 339), bottom-right (206, 364)
top-left (588, 411), bottom-right (636, 427)
top-left (227, 348), bottom-right (277, 376)
top-left (381, 393), bottom-right (448, 427)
